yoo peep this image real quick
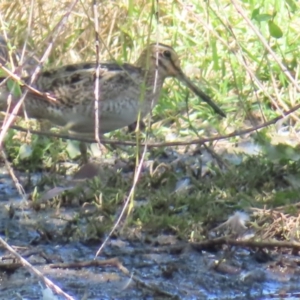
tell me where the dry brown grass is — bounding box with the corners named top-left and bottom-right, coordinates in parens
top-left (0, 0), bottom-right (181, 65)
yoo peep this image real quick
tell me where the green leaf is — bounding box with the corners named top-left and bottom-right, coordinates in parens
top-left (251, 7), bottom-right (260, 20)
top-left (211, 39), bottom-right (219, 71)
top-left (66, 140), bottom-right (81, 159)
top-left (0, 68), bottom-right (6, 77)
top-left (253, 13), bottom-right (272, 22)
top-left (128, 0), bottom-right (134, 16)
top-left (7, 79), bottom-right (22, 97)
top-left (268, 21), bottom-right (283, 38)
top-left (18, 144), bottom-right (33, 160)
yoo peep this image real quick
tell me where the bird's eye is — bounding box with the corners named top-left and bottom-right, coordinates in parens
top-left (163, 50), bottom-right (171, 58)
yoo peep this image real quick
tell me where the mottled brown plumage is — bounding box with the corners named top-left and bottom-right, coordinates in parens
top-left (0, 43), bottom-right (225, 134)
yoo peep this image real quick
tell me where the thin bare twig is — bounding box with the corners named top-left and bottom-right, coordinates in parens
top-left (93, 0), bottom-right (102, 152)
top-left (191, 236), bottom-right (300, 251)
top-left (0, 237), bottom-right (74, 300)
top-left (95, 2), bottom-right (161, 258)
top-left (0, 0), bottom-right (79, 148)
top-left (0, 149), bottom-right (26, 198)
top-left (50, 257), bottom-right (178, 298)
top-left (3, 99), bottom-right (300, 148)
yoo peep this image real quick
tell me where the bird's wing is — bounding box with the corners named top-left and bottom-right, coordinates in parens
top-left (31, 62), bottom-right (143, 107)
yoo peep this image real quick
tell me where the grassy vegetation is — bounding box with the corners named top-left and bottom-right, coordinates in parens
top-left (0, 0), bottom-right (300, 242)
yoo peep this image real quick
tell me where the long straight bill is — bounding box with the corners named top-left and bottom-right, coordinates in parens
top-left (179, 73), bottom-right (226, 118)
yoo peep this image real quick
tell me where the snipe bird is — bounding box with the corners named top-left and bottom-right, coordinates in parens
top-left (0, 43), bottom-right (226, 135)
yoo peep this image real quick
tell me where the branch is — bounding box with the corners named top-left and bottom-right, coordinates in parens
top-left (2, 101), bottom-right (300, 148)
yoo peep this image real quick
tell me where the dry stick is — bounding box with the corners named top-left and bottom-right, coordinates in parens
top-left (0, 4), bottom-right (43, 203)
top-left (230, 0), bottom-right (300, 93)
top-left (13, 0), bottom-right (35, 150)
top-left (0, 1), bottom-right (79, 299)
top-left (116, 263), bottom-right (178, 299)
top-left (0, 149), bottom-right (26, 197)
top-left (0, 80), bottom-right (34, 147)
top-left (50, 258), bottom-right (178, 298)
top-left (191, 236), bottom-right (300, 251)
top-left (95, 4), bottom-right (160, 258)
top-left (0, 2), bottom-right (78, 202)
top-left (3, 100), bottom-right (300, 148)
top-left (93, 0), bottom-right (102, 152)
top-left (0, 0), bottom-right (78, 187)
top-left (0, 237), bottom-right (74, 300)
top-left (94, 137), bottom-right (149, 257)
top-left (0, 64), bottom-right (57, 102)
top-left (0, 0), bottom-right (79, 148)
top-left (18, 0), bottom-right (35, 68)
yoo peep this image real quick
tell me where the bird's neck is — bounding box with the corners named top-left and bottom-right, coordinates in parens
top-left (140, 67), bottom-right (167, 93)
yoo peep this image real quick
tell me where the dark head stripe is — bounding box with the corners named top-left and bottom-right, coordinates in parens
top-left (150, 51), bottom-right (180, 74)
top-left (149, 43), bottom-right (174, 51)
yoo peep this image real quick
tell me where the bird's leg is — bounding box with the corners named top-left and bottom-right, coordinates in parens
top-left (127, 120), bottom-right (146, 133)
top-left (79, 141), bottom-right (89, 165)
top-left (78, 134), bottom-right (107, 165)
